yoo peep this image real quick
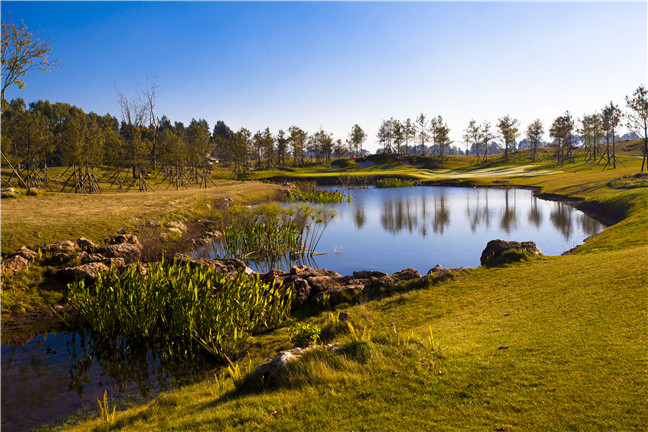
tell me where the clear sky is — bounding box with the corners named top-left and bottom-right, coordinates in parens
top-left (2, 1), bottom-right (647, 152)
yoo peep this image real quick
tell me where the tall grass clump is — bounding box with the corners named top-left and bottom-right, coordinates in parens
top-left (374, 178), bottom-right (416, 188)
top-left (285, 189), bottom-right (352, 204)
top-left (216, 203), bottom-right (336, 265)
top-left (68, 260), bottom-right (293, 359)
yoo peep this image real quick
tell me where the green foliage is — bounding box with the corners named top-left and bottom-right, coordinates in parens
top-left (608, 174), bottom-right (648, 189)
top-left (68, 260), bottom-right (293, 359)
top-left (217, 203), bottom-right (336, 264)
top-left (25, 187), bottom-right (41, 196)
top-left (285, 189), bottom-right (352, 203)
top-left (289, 323), bottom-right (321, 347)
top-left (374, 178), bottom-right (416, 188)
top-left (482, 247), bottom-right (537, 267)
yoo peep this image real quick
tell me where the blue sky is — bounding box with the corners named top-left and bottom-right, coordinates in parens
top-left (2, 1), bottom-right (646, 151)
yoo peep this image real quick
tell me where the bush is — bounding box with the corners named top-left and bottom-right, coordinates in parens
top-left (375, 178), bottom-right (416, 188)
top-left (289, 323), bottom-right (321, 347)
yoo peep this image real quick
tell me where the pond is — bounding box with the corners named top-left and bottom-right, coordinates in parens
top-left (2, 186), bottom-right (606, 431)
top-left (223, 185), bottom-right (605, 275)
top-left (1, 330), bottom-right (215, 432)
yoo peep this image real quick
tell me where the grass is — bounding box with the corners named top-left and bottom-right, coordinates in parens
top-left (4, 144), bottom-right (648, 430)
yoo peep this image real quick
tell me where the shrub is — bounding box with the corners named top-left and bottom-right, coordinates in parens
top-left (68, 260), bottom-right (293, 359)
top-left (375, 178), bottom-right (416, 188)
top-left (289, 323), bottom-right (321, 347)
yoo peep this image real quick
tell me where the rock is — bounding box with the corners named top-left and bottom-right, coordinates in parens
top-left (173, 254), bottom-right (254, 275)
top-left (352, 270), bottom-right (388, 279)
top-left (168, 227), bottom-right (183, 236)
top-left (256, 344), bottom-right (338, 380)
top-left (262, 269), bottom-right (286, 284)
top-left (53, 252), bottom-right (75, 264)
top-left (1, 255), bottom-right (29, 276)
top-left (12, 246), bottom-right (38, 262)
top-left (145, 220), bottom-right (158, 228)
top-left (282, 275), bottom-right (312, 310)
top-left (290, 265), bottom-right (341, 278)
top-left (214, 197), bottom-right (233, 210)
top-left (165, 221), bottom-right (187, 232)
top-left (306, 275), bottom-right (339, 292)
top-left (480, 239), bottom-right (541, 266)
top-left (391, 268), bottom-right (422, 282)
top-left (102, 257), bottom-right (126, 268)
top-left (427, 264), bottom-right (444, 275)
top-left (1, 188), bottom-right (18, 198)
top-left (338, 311), bottom-right (351, 322)
top-left (76, 237), bottom-right (99, 252)
top-left (112, 234), bottom-right (143, 251)
top-left (85, 253), bottom-right (106, 263)
top-left (99, 243), bottom-right (142, 264)
top-left (44, 241), bottom-right (77, 253)
top-left (59, 262), bottom-right (109, 282)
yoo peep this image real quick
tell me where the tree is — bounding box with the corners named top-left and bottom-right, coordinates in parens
top-left (393, 120), bottom-right (405, 154)
top-left (348, 124), bottom-right (367, 156)
top-left (403, 118), bottom-right (415, 154)
top-left (550, 111), bottom-right (575, 166)
top-left (480, 121), bottom-right (494, 162)
top-left (430, 115), bottom-right (452, 159)
top-left (600, 101), bottom-right (621, 169)
top-left (416, 113), bottom-right (428, 155)
top-left (185, 118), bottom-right (210, 167)
top-left (288, 126), bottom-right (307, 166)
top-left (1, 16), bottom-right (58, 111)
top-left (497, 115), bottom-right (519, 162)
top-left (276, 129), bottom-right (289, 167)
top-left (139, 76), bottom-right (160, 168)
top-left (579, 114), bottom-right (602, 162)
top-left (463, 119), bottom-right (482, 162)
top-left (525, 119), bottom-right (544, 162)
top-left (626, 85), bottom-right (648, 172)
top-left (377, 119), bottom-right (394, 154)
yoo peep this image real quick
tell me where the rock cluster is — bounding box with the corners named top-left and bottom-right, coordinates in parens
top-left (256, 344), bottom-right (340, 381)
top-left (259, 265), bottom-right (457, 310)
top-left (173, 253), bottom-right (254, 276)
top-left (479, 239), bottom-right (541, 266)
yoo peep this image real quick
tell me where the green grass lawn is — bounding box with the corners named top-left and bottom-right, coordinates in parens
top-left (44, 150), bottom-right (648, 432)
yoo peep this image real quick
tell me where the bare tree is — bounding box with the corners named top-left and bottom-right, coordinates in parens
top-left (626, 85), bottom-right (648, 172)
top-left (139, 76), bottom-right (160, 169)
top-left (1, 16), bottom-right (58, 111)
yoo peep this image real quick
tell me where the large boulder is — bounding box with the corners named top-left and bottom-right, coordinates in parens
top-left (1, 188), bottom-right (18, 198)
top-left (113, 234), bottom-right (143, 251)
top-left (59, 262), bottom-right (109, 282)
top-left (12, 246), bottom-right (38, 263)
top-left (44, 241), bottom-right (77, 253)
top-left (76, 237), bottom-right (99, 253)
top-left (256, 344), bottom-right (339, 381)
top-left (1, 255), bottom-right (29, 276)
top-left (391, 268), bottom-right (422, 282)
top-left (480, 239), bottom-right (541, 266)
top-left (282, 275), bottom-right (312, 310)
top-left (99, 243), bottom-right (142, 264)
top-left (290, 265), bottom-right (341, 278)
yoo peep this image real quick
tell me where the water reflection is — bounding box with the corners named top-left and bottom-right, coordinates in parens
top-left (310, 186), bottom-right (606, 275)
top-left (1, 331), bottom-right (214, 432)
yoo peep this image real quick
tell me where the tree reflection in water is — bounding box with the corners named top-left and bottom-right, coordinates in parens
top-left (353, 202), bottom-right (366, 229)
top-left (550, 202), bottom-right (574, 240)
top-left (528, 196), bottom-right (543, 227)
top-left (500, 189), bottom-right (518, 233)
top-left (466, 188), bottom-right (492, 232)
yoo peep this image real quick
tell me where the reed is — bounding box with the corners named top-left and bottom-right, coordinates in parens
top-left (285, 189), bottom-right (352, 203)
top-left (216, 203), bottom-right (336, 265)
top-left (68, 260), bottom-right (293, 359)
top-left (374, 178), bottom-right (416, 188)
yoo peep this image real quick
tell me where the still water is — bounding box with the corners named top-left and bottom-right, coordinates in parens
top-left (2, 186), bottom-right (605, 431)
top-left (1, 331), bottom-right (214, 432)
top-left (270, 185), bottom-right (604, 275)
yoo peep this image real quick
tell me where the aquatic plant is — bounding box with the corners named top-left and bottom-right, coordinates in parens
top-left (68, 260), bottom-right (293, 359)
top-left (285, 189), bottom-right (352, 204)
top-left (216, 203), bottom-right (337, 265)
top-left (375, 178), bottom-right (416, 188)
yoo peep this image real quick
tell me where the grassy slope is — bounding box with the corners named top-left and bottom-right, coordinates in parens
top-left (58, 153), bottom-right (648, 431)
top-left (0, 180), bottom-right (282, 253)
